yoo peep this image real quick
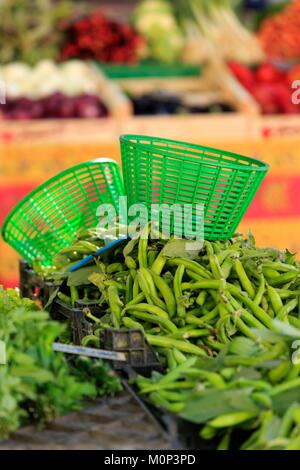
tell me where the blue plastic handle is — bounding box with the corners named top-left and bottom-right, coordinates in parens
top-left (68, 236), bottom-right (128, 272)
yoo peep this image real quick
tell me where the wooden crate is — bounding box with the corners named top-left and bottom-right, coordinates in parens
top-left (115, 58), bottom-right (259, 115)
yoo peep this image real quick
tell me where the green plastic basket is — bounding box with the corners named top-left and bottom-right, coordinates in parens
top-left (120, 135), bottom-right (269, 240)
top-left (2, 159), bottom-right (125, 266)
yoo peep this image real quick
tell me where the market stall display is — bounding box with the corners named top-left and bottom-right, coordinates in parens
top-left (133, 0), bottom-right (264, 65)
top-left (229, 61), bottom-right (300, 114)
top-left (258, 0), bottom-right (300, 60)
top-left (0, 0), bottom-right (74, 64)
top-left (60, 13), bottom-right (144, 64)
top-left (0, 61), bottom-right (132, 120)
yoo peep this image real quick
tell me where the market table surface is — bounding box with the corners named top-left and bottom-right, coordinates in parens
top-left (0, 392), bottom-right (171, 450)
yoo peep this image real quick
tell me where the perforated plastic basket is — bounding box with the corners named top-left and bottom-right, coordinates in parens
top-left (120, 135), bottom-right (269, 240)
top-left (2, 159), bottom-right (125, 266)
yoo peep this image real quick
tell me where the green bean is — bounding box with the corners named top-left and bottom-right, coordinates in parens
top-left (268, 307), bottom-right (275, 318)
top-left (125, 292), bottom-right (145, 307)
top-left (288, 315), bottom-right (300, 329)
top-left (254, 274), bottom-right (265, 306)
top-left (225, 342), bottom-right (286, 367)
top-left (149, 392), bottom-right (184, 413)
top-left (200, 425), bottom-right (218, 440)
top-left (217, 432), bottom-right (231, 450)
top-left (278, 299), bottom-right (298, 321)
top-left (184, 368), bottom-right (226, 389)
top-left (158, 390), bottom-right (189, 402)
top-left (234, 316), bottom-right (257, 340)
top-left (107, 285), bottom-right (122, 329)
top-left (81, 334), bottom-right (100, 348)
top-left (137, 270), bottom-right (154, 305)
top-left (138, 233), bottom-right (148, 269)
top-left (217, 249), bottom-right (235, 265)
top-left (286, 363), bottom-right (300, 381)
top-left (146, 334), bottom-right (207, 357)
top-left (84, 310), bottom-right (101, 324)
top-left (209, 253), bottom-right (224, 280)
top-left (200, 306), bottom-right (219, 323)
top-left (208, 411), bottom-right (257, 428)
top-left (269, 271), bottom-right (298, 287)
top-left (125, 275), bottom-right (133, 304)
top-left (262, 262), bottom-right (298, 273)
top-left (147, 250), bottom-right (157, 267)
top-left (224, 291), bottom-right (265, 329)
top-left (125, 256), bottom-right (137, 270)
top-left (262, 267), bottom-right (280, 279)
top-left (150, 270), bottom-right (177, 318)
top-left (103, 280), bottom-right (126, 291)
top-left (168, 258), bottom-right (212, 279)
top-left (269, 377), bottom-right (300, 397)
top-left (279, 404), bottom-right (298, 438)
top-left (167, 328), bottom-right (211, 340)
top-left (227, 284), bottom-right (274, 329)
top-left (123, 303), bottom-right (170, 320)
top-left (174, 264), bottom-right (186, 318)
top-left (268, 360), bottom-right (290, 383)
top-left (167, 350), bottom-right (177, 370)
top-left (186, 314), bottom-right (211, 328)
top-left (186, 269), bottom-right (203, 282)
top-left (172, 348), bottom-right (187, 364)
top-left (267, 285), bottom-right (283, 315)
top-left (106, 262), bottom-right (124, 274)
top-left (252, 392), bottom-right (273, 411)
top-left (128, 311), bottom-right (177, 333)
top-left (141, 381), bottom-right (196, 392)
top-left (139, 268), bottom-right (166, 310)
top-left (157, 356), bottom-right (197, 385)
top-left (203, 338), bottom-right (224, 352)
top-left (232, 378), bottom-right (272, 391)
top-left (182, 280), bottom-right (222, 291)
top-left (132, 275), bottom-right (140, 297)
top-left (70, 286), bottom-right (79, 306)
top-left (218, 302), bottom-right (228, 320)
top-left (57, 292), bottom-right (72, 305)
top-left (221, 256), bottom-right (233, 280)
top-left (235, 259), bottom-right (255, 299)
top-left (174, 317), bottom-right (185, 328)
top-left (261, 295), bottom-right (269, 312)
top-left (217, 317), bottom-right (230, 344)
top-left (196, 290), bottom-right (207, 306)
top-left (276, 289), bottom-right (298, 299)
top-left (151, 251), bottom-right (167, 275)
top-left (122, 316), bottom-right (144, 331)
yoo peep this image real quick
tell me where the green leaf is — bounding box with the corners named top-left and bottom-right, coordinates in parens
top-left (180, 388), bottom-right (259, 424)
top-left (67, 266), bottom-right (102, 287)
top-left (162, 238), bottom-right (203, 260)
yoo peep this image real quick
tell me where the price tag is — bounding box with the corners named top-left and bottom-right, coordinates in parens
top-left (52, 342), bottom-right (126, 362)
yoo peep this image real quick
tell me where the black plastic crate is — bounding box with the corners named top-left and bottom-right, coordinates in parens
top-left (122, 371), bottom-right (218, 450)
top-left (100, 328), bottom-right (163, 373)
top-left (19, 260), bottom-right (163, 373)
top-left (123, 378), bottom-right (215, 450)
top-left (19, 259), bottom-right (57, 306)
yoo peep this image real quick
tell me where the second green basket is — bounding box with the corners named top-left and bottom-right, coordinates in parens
top-left (120, 135), bottom-right (269, 240)
top-left (2, 159), bottom-right (125, 266)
